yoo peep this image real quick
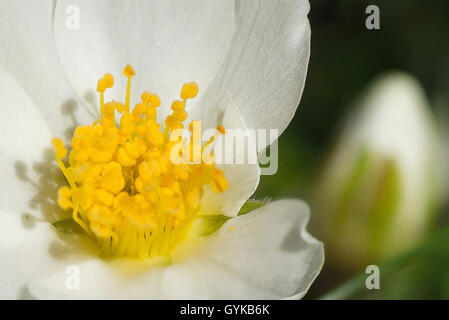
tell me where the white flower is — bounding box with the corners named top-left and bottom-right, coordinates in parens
top-left (0, 0), bottom-right (323, 299)
top-left (314, 72), bottom-right (439, 270)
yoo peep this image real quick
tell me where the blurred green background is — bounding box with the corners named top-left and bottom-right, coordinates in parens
top-left (254, 0), bottom-right (449, 299)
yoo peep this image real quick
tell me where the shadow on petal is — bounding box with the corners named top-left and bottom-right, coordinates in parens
top-left (281, 224), bottom-right (311, 252)
top-left (12, 98), bottom-right (98, 259)
top-left (83, 90), bottom-right (100, 119)
top-left (18, 286), bottom-right (37, 300)
top-left (14, 148), bottom-right (67, 224)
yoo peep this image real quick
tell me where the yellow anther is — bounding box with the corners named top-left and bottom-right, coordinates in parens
top-left (138, 162), bottom-right (150, 180)
top-left (52, 138), bottom-right (67, 159)
top-left (186, 188), bottom-right (202, 209)
top-left (96, 79), bottom-right (106, 93)
top-left (123, 64), bottom-right (135, 78)
top-left (93, 123), bottom-right (104, 136)
top-left (72, 150), bottom-right (89, 164)
top-left (57, 186), bottom-right (72, 210)
top-left (94, 189), bottom-right (114, 207)
top-left (90, 149), bottom-right (113, 163)
top-left (97, 74), bottom-right (115, 121)
top-left (120, 112), bottom-right (135, 135)
top-left (136, 123), bottom-right (147, 136)
top-left (133, 103), bottom-right (147, 116)
top-left (134, 137), bottom-right (148, 154)
top-left (146, 106), bottom-right (157, 121)
top-left (217, 124), bottom-right (226, 134)
top-left (174, 110), bottom-right (188, 122)
top-left (165, 115), bottom-right (177, 129)
top-left (115, 102), bottom-right (126, 113)
top-left (181, 82), bottom-right (199, 100)
top-left (141, 91), bottom-right (161, 108)
top-left (87, 205), bottom-right (113, 223)
top-left (160, 187), bottom-right (175, 197)
top-left (141, 91), bottom-right (151, 104)
top-left (100, 163), bottom-right (125, 194)
top-left (70, 163), bottom-right (89, 182)
top-left (171, 100), bottom-right (185, 111)
top-left (146, 125), bottom-right (164, 147)
top-left (138, 160), bottom-right (162, 180)
top-left (149, 94), bottom-right (161, 108)
top-left (74, 188), bottom-right (94, 212)
top-left (120, 111), bottom-right (134, 126)
top-left (52, 66), bottom-right (228, 259)
top-left (103, 73), bottom-right (114, 88)
top-left (113, 192), bottom-right (129, 208)
top-left (117, 147), bottom-right (136, 167)
top-left (134, 177), bottom-right (144, 193)
top-left (124, 140), bottom-right (140, 158)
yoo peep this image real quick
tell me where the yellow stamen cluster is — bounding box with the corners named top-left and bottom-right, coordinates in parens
top-left (52, 65), bottom-right (228, 258)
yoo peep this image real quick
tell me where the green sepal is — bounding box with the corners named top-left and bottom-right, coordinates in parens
top-left (237, 199), bottom-right (268, 215)
top-left (53, 218), bottom-right (85, 235)
top-left (192, 199), bottom-right (268, 237)
top-left (191, 215), bottom-right (231, 237)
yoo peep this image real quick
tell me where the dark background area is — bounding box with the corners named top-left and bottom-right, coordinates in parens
top-left (255, 0), bottom-right (449, 298)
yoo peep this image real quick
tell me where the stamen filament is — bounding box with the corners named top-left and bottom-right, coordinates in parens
top-left (72, 204), bottom-right (91, 235)
top-left (123, 64), bottom-right (135, 112)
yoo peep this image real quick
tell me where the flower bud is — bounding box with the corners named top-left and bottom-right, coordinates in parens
top-left (313, 72), bottom-right (439, 272)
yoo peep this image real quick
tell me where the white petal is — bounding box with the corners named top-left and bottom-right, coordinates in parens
top-left (185, 199), bottom-right (324, 299)
top-left (0, 0), bottom-right (93, 137)
top-left (0, 69), bottom-right (91, 299)
top-left (197, 199), bottom-right (324, 299)
top-left (0, 69), bottom-right (54, 216)
top-left (200, 99), bottom-right (260, 217)
top-left (0, 209), bottom-right (92, 299)
top-left (53, 0), bottom-right (235, 121)
top-left (28, 199), bottom-right (323, 299)
top-left (191, 0), bottom-right (311, 151)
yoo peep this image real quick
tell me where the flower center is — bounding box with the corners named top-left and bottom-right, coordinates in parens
top-left (52, 65), bottom-right (228, 259)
